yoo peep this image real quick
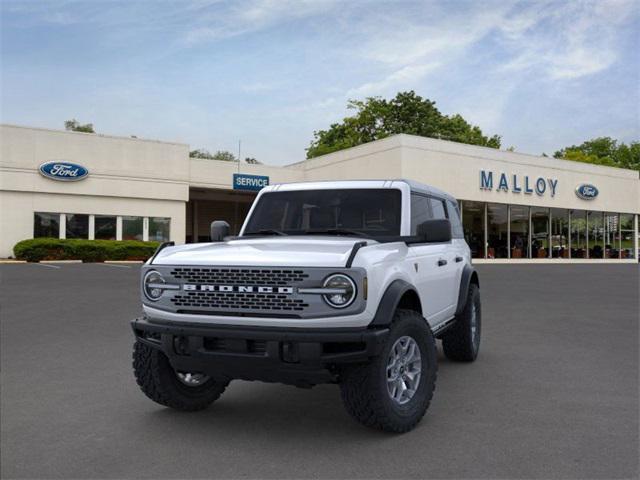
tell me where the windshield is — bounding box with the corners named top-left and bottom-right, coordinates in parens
top-left (243, 189), bottom-right (402, 238)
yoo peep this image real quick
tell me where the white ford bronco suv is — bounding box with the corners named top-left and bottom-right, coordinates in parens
top-left (131, 180), bottom-right (481, 432)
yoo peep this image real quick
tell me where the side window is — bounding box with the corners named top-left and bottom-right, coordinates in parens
top-left (410, 194), bottom-right (432, 234)
top-left (447, 200), bottom-right (464, 238)
top-left (429, 198), bottom-right (447, 220)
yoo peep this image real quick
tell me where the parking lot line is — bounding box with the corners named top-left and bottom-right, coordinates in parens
top-left (96, 263), bottom-right (132, 269)
top-left (35, 263), bottom-right (61, 269)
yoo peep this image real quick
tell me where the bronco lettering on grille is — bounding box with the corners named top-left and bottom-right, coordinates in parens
top-left (183, 284), bottom-right (294, 294)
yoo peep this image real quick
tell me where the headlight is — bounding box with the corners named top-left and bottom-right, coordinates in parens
top-left (322, 274), bottom-right (356, 308)
top-left (143, 270), bottom-right (165, 301)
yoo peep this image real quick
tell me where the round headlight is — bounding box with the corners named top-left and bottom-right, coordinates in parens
top-left (323, 274), bottom-right (356, 308)
top-left (143, 270), bottom-right (165, 301)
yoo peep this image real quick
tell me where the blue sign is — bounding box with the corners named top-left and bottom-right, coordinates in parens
top-left (233, 173), bottom-right (269, 191)
top-left (39, 161), bottom-right (89, 182)
top-left (480, 170), bottom-right (558, 197)
top-left (575, 184), bottom-right (598, 200)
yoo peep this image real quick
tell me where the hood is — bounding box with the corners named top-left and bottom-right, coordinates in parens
top-left (151, 236), bottom-right (370, 267)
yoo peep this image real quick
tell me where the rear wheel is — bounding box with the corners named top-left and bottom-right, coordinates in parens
top-left (132, 341), bottom-right (229, 411)
top-left (339, 309), bottom-right (437, 433)
top-left (442, 283), bottom-right (481, 362)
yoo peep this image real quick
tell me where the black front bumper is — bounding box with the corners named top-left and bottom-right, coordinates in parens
top-left (131, 317), bottom-right (389, 386)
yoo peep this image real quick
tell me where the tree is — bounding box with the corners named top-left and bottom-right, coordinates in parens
top-left (554, 137), bottom-right (640, 171)
top-left (64, 119), bottom-right (94, 133)
top-left (244, 157), bottom-right (261, 164)
top-left (189, 149), bottom-right (237, 161)
top-left (306, 91), bottom-right (501, 158)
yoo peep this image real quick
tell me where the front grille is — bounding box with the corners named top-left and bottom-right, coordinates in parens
top-left (171, 292), bottom-right (309, 311)
top-left (170, 267), bottom-right (309, 285)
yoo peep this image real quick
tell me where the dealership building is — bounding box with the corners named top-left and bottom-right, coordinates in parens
top-left (1, 123), bottom-right (638, 262)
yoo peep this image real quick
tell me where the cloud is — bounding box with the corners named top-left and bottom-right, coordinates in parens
top-left (347, 63), bottom-right (440, 97)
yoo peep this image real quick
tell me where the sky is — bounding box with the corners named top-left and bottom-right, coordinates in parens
top-left (1, 0), bottom-right (639, 165)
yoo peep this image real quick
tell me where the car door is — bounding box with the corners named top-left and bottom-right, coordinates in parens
top-left (407, 194), bottom-right (457, 324)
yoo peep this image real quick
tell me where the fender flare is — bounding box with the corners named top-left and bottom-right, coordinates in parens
top-left (455, 264), bottom-right (479, 316)
top-left (370, 279), bottom-right (420, 327)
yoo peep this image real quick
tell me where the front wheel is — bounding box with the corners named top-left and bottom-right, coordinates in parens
top-left (132, 341), bottom-right (229, 411)
top-left (339, 309), bottom-right (438, 433)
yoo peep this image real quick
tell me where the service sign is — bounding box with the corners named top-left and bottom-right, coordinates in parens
top-left (233, 173), bottom-right (269, 191)
top-left (39, 161), bottom-right (89, 182)
top-left (575, 184), bottom-right (598, 200)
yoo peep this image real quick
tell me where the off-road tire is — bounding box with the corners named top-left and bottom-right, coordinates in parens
top-left (442, 283), bottom-right (481, 362)
top-left (133, 341), bottom-right (229, 411)
top-left (339, 309), bottom-right (437, 433)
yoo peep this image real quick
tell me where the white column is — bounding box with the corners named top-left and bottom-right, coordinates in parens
top-left (116, 216), bottom-right (123, 241)
top-left (59, 214), bottom-right (66, 239)
top-left (634, 214), bottom-right (639, 260)
top-left (88, 215), bottom-right (95, 240)
top-left (143, 217), bottom-right (149, 242)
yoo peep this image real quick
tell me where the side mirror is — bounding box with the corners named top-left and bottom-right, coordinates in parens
top-left (417, 219), bottom-right (452, 243)
top-left (210, 220), bottom-right (230, 242)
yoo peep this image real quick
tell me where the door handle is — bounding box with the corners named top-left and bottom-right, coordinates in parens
top-left (437, 259), bottom-right (447, 267)
top-left (455, 256), bottom-right (463, 263)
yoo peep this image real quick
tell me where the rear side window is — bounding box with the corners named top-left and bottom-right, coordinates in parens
top-left (447, 200), bottom-right (464, 238)
top-left (429, 198), bottom-right (447, 219)
top-left (410, 194), bottom-right (432, 234)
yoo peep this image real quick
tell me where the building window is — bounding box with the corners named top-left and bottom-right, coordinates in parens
top-left (462, 201), bottom-right (485, 259)
top-left (65, 214), bottom-right (89, 239)
top-left (122, 216), bottom-right (143, 241)
top-left (149, 217), bottom-right (170, 242)
top-left (487, 203), bottom-right (508, 259)
top-left (603, 213), bottom-right (619, 259)
top-left (410, 194), bottom-right (432, 234)
top-left (531, 207), bottom-right (550, 259)
top-left (509, 205), bottom-right (529, 259)
top-left (34, 212), bottom-right (60, 238)
top-left (588, 211), bottom-right (604, 258)
top-left (95, 215), bottom-right (117, 240)
top-left (551, 209), bottom-right (570, 259)
top-left (620, 214), bottom-right (636, 259)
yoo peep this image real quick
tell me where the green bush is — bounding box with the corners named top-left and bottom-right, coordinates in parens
top-left (13, 238), bottom-right (161, 262)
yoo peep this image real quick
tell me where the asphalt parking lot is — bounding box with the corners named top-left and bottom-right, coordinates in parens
top-left (1, 263), bottom-right (638, 479)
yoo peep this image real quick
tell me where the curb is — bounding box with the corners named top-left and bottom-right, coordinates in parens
top-left (39, 260), bottom-right (83, 264)
top-left (0, 259), bottom-right (27, 264)
top-left (104, 260), bottom-right (144, 264)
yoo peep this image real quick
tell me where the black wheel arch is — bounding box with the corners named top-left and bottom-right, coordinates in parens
top-left (455, 264), bottom-right (479, 316)
top-left (370, 279), bottom-right (423, 327)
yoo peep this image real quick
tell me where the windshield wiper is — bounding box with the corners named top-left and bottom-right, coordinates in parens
top-left (244, 229), bottom-right (287, 236)
top-left (304, 228), bottom-right (368, 238)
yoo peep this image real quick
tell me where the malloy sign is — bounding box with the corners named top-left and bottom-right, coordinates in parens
top-left (480, 170), bottom-right (558, 197)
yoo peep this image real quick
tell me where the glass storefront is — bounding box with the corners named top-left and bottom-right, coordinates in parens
top-left (551, 209), bottom-right (569, 258)
top-left (487, 203), bottom-right (508, 259)
top-left (66, 214), bottom-right (89, 239)
top-left (95, 215), bottom-right (117, 240)
top-left (149, 217), bottom-right (171, 242)
top-left (531, 207), bottom-right (550, 259)
top-left (571, 210), bottom-right (588, 259)
top-left (620, 214), bottom-right (636, 259)
top-left (462, 201), bottom-right (485, 259)
top-left (34, 212), bottom-right (60, 238)
top-left (603, 213), bottom-right (619, 259)
top-left (588, 211), bottom-right (604, 259)
top-left (122, 216), bottom-right (143, 241)
top-left (509, 205), bottom-right (529, 259)
top-left (456, 201), bottom-right (637, 261)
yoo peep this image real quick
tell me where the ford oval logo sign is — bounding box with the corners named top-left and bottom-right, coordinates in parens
top-left (39, 161), bottom-right (89, 182)
top-left (575, 184), bottom-right (598, 200)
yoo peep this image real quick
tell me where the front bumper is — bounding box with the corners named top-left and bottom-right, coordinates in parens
top-left (131, 317), bottom-right (389, 386)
